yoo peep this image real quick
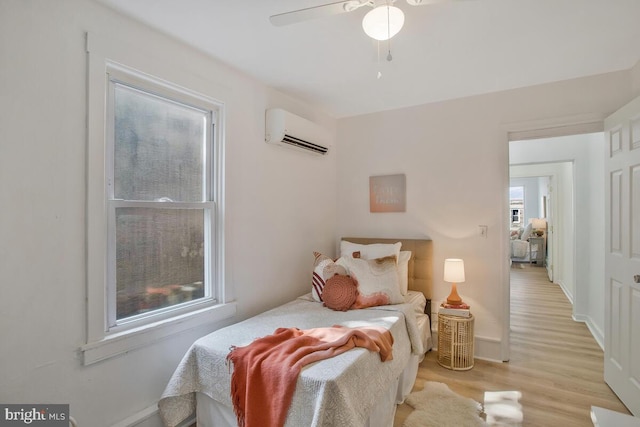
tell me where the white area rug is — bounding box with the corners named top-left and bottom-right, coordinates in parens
top-left (402, 381), bottom-right (488, 427)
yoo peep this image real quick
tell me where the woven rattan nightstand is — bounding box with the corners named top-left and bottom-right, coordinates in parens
top-left (437, 313), bottom-right (475, 370)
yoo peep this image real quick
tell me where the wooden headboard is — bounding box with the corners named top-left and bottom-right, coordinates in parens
top-left (341, 237), bottom-right (433, 301)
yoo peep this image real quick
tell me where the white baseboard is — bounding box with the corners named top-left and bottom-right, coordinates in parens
top-left (586, 319), bottom-right (604, 350)
top-left (110, 404), bottom-right (195, 427)
top-left (572, 313), bottom-right (604, 350)
top-left (474, 335), bottom-right (504, 362)
top-left (431, 331), bottom-right (503, 362)
top-left (556, 280), bottom-right (574, 304)
top-left (111, 405), bottom-right (159, 427)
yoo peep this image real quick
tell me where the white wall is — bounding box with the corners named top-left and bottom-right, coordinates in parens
top-left (336, 74), bottom-right (634, 361)
top-left (587, 135), bottom-right (606, 344)
top-left (633, 60), bottom-right (640, 98)
top-left (537, 176), bottom-right (550, 219)
top-left (560, 161), bottom-right (576, 297)
top-left (510, 133), bottom-right (606, 346)
top-left (0, 0), bottom-right (337, 425)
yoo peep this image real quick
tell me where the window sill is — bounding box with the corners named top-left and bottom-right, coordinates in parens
top-left (81, 302), bottom-right (236, 365)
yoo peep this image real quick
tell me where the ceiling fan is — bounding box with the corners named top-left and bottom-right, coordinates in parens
top-left (270, 0), bottom-right (453, 40)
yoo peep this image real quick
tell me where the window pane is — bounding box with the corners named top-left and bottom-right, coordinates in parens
top-left (510, 186), bottom-right (524, 227)
top-left (113, 83), bottom-right (206, 202)
top-left (115, 207), bottom-right (205, 321)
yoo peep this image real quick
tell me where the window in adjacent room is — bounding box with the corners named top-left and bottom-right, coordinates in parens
top-left (509, 186), bottom-right (524, 227)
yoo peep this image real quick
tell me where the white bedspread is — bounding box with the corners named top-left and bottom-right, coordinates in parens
top-left (511, 239), bottom-right (529, 258)
top-left (158, 296), bottom-right (424, 427)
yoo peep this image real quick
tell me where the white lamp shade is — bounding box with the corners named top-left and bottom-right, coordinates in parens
top-left (531, 218), bottom-right (547, 229)
top-left (444, 258), bottom-right (465, 283)
top-left (362, 5), bottom-right (405, 41)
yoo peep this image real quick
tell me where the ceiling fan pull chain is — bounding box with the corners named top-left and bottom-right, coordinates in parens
top-left (377, 40), bottom-right (383, 79)
top-left (386, 3), bottom-right (393, 61)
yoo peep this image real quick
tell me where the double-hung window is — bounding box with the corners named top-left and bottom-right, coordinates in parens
top-left (106, 69), bottom-right (217, 329)
top-left (84, 36), bottom-right (232, 365)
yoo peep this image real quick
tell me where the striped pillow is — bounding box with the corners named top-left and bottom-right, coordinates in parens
top-left (311, 252), bottom-right (347, 302)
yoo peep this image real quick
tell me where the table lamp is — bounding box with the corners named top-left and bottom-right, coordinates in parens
top-left (444, 258), bottom-right (465, 306)
top-left (531, 218), bottom-right (546, 236)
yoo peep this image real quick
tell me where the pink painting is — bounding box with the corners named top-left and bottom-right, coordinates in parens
top-left (369, 174), bottom-right (406, 213)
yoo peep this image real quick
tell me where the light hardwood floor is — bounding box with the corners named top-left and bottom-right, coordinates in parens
top-left (394, 263), bottom-right (630, 427)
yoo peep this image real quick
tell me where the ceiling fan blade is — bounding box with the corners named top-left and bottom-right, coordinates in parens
top-left (270, 1), bottom-right (370, 27)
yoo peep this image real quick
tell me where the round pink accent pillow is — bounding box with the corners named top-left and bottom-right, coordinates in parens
top-left (322, 274), bottom-right (357, 311)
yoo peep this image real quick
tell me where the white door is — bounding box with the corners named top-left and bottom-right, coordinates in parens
top-left (604, 95), bottom-right (640, 416)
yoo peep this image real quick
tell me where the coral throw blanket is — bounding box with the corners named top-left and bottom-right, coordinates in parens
top-left (227, 325), bottom-right (394, 427)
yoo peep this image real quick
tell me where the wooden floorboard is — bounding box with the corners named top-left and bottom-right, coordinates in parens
top-left (394, 263), bottom-right (630, 427)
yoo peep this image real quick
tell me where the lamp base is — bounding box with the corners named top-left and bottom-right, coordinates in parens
top-left (446, 283), bottom-right (463, 306)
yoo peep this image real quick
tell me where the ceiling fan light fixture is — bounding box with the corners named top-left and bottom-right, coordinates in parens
top-left (362, 5), bottom-right (405, 41)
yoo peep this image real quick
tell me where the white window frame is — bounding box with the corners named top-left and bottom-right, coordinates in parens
top-left (509, 186), bottom-right (525, 227)
top-left (106, 68), bottom-right (218, 331)
top-left (83, 33), bottom-right (234, 365)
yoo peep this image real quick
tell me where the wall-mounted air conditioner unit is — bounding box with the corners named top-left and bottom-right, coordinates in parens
top-left (265, 108), bottom-right (330, 155)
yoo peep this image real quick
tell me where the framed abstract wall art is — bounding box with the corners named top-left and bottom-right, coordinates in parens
top-left (369, 174), bottom-right (406, 213)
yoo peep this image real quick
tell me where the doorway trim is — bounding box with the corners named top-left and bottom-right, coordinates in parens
top-left (500, 116), bottom-right (604, 361)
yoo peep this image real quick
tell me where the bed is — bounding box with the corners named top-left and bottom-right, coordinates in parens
top-left (510, 223), bottom-right (541, 263)
top-left (158, 237), bottom-right (433, 427)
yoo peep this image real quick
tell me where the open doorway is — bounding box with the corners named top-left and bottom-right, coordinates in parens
top-left (508, 132), bottom-right (606, 349)
top-left (509, 169), bottom-right (561, 283)
top-left (509, 175), bottom-right (554, 281)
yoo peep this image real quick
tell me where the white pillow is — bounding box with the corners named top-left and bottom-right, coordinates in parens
top-left (398, 251), bottom-right (412, 295)
top-left (336, 255), bottom-right (403, 308)
top-left (404, 290), bottom-right (427, 316)
top-left (521, 223), bottom-right (533, 241)
top-left (340, 240), bottom-right (409, 295)
top-left (340, 240), bottom-right (401, 260)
